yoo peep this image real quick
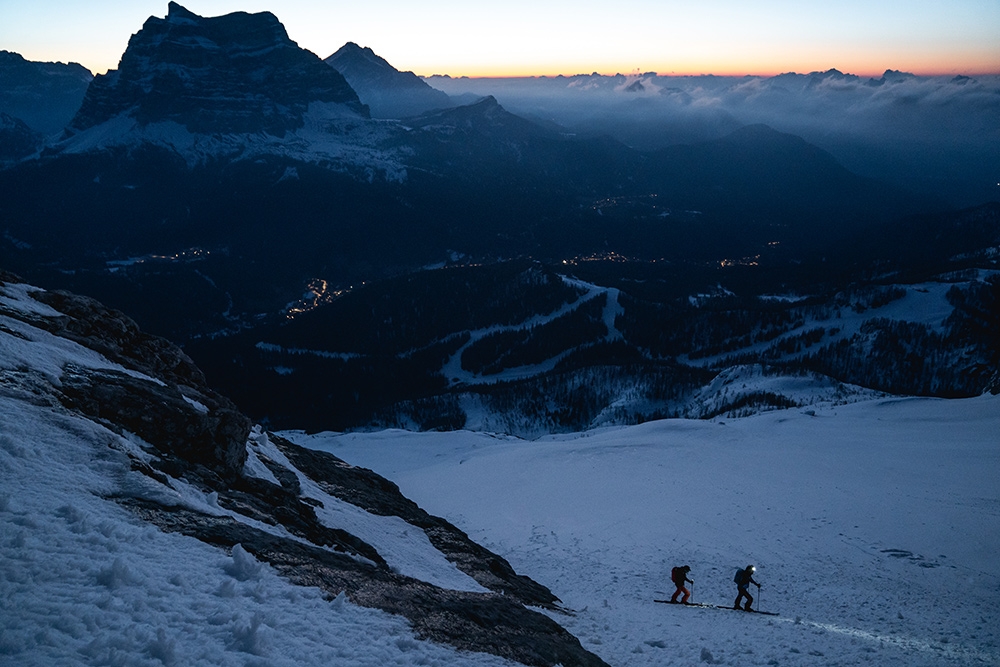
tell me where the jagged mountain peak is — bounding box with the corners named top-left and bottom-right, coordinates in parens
top-left (67, 3), bottom-right (367, 135)
top-left (165, 1), bottom-right (201, 23)
top-left (332, 41), bottom-right (389, 66)
top-left (325, 42), bottom-right (453, 119)
top-left (0, 49), bottom-right (93, 83)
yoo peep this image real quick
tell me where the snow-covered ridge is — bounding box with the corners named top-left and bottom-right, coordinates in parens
top-left (245, 427), bottom-right (486, 593)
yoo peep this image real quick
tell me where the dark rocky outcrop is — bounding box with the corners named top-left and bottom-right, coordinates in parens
top-left (274, 436), bottom-right (561, 608)
top-left (69, 2), bottom-right (368, 135)
top-left (14, 285), bottom-right (252, 475)
top-left (0, 273), bottom-right (608, 667)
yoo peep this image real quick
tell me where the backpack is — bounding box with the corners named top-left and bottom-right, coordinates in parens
top-left (671, 567), bottom-right (681, 584)
top-left (734, 569), bottom-right (743, 584)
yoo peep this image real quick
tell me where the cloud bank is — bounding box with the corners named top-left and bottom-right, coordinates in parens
top-left (427, 70), bottom-right (1000, 207)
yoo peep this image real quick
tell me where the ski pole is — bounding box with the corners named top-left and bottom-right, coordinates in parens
top-left (757, 583), bottom-right (762, 612)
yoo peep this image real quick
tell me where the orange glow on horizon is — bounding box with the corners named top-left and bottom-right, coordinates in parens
top-left (412, 51), bottom-right (1000, 80)
top-left (21, 46), bottom-right (1000, 80)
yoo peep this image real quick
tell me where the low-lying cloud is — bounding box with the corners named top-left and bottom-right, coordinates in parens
top-left (427, 70), bottom-right (1000, 206)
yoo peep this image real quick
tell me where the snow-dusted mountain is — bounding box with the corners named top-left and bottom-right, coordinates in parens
top-left (70, 2), bottom-right (366, 134)
top-left (325, 42), bottom-right (454, 119)
top-left (50, 3), bottom-right (418, 174)
top-left (1, 5), bottom-right (944, 332)
top-left (2, 5), bottom-right (997, 443)
top-left (0, 273), bottom-right (606, 667)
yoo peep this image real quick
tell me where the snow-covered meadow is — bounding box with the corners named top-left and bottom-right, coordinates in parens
top-left (291, 393), bottom-right (1000, 666)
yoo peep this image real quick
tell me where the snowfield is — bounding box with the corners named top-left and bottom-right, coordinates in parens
top-left (290, 393), bottom-right (1000, 666)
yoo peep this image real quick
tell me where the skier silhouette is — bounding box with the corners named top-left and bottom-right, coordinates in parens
top-left (733, 564), bottom-right (760, 610)
top-left (669, 565), bottom-right (693, 603)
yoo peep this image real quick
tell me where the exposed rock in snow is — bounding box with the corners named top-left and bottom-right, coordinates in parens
top-left (0, 271), bottom-right (607, 667)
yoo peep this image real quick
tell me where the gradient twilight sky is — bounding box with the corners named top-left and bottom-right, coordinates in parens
top-left (2, 0), bottom-right (999, 78)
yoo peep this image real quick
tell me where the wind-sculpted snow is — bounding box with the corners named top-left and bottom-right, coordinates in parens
top-left (0, 274), bottom-right (608, 667)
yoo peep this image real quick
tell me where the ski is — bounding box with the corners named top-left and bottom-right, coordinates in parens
top-left (653, 600), bottom-right (715, 609)
top-left (654, 600), bottom-right (779, 616)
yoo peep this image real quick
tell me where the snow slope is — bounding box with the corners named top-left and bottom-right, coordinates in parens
top-left (0, 281), bottom-right (521, 667)
top-left (54, 105), bottom-right (410, 182)
top-left (291, 394), bottom-right (1000, 666)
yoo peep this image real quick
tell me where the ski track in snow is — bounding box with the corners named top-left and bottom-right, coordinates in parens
top-left (293, 394), bottom-right (1000, 667)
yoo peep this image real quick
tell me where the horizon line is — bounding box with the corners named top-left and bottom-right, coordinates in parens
top-left (416, 67), bottom-right (1000, 80)
top-left (67, 59), bottom-right (1000, 80)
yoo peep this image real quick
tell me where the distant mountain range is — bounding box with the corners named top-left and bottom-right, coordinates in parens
top-left (0, 3), bottom-right (997, 434)
top-left (426, 68), bottom-right (1000, 209)
top-left (0, 49), bottom-right (92, 135)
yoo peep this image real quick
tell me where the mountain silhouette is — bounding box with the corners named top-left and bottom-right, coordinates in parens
top-left (325, 42), bottom-right (452, 119)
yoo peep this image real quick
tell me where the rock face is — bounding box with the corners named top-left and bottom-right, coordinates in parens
top-left (0, 271), bottom-right (608, 667)
top-left (0, 50), bottom-right (92, 134)
top-left (2, 272), bottom-right (252, 475)
top-left (0, 112), bottom-right (42, 161)
top-left (69, 2), bottom-right (368, 135)
top-left (325, 42), bottom-right (453, 118)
